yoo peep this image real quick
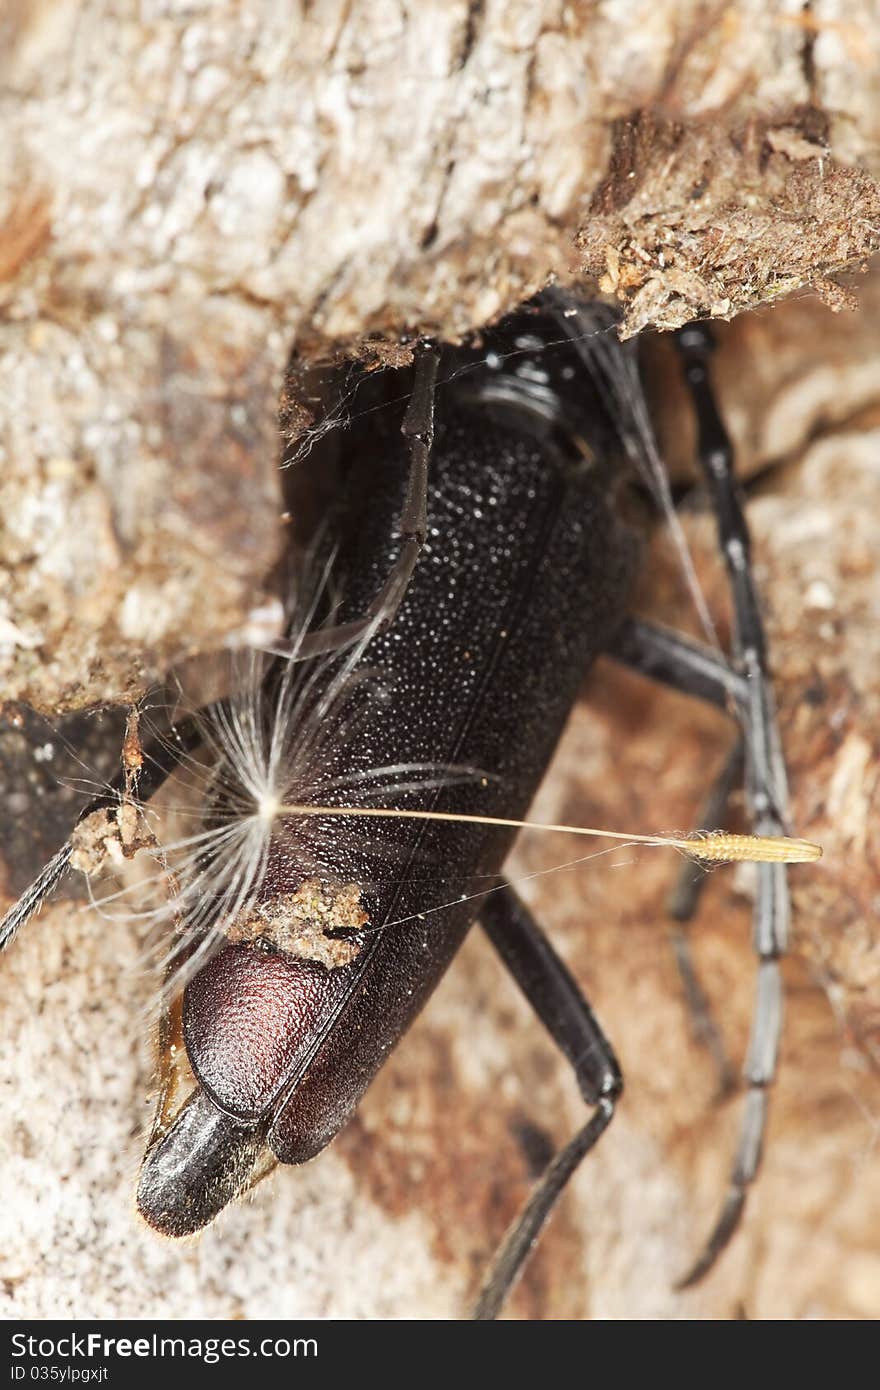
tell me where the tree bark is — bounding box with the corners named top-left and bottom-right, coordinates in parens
top-left (1, 0), bottom-right (880, 1322)
top-left (2, 0), bottom-right (880, 708)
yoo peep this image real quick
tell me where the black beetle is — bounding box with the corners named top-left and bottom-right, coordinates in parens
top-left (0, 290), bottom-right (801, 1317)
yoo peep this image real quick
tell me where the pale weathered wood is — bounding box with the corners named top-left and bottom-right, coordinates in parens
top-left (2, 0), bottom-right (879, 708)
top-left (1, 1), bottom-right (879, 1322)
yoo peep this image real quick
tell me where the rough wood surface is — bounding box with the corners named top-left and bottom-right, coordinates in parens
top-left (2, 269), bottom-right (880, 1322)
top-left (2, 0), bottom-right (880, 1322)
top-left (3, 0), bottom-right (880, 709)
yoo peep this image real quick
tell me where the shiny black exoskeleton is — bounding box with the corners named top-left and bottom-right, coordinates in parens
top-left (138, 297), bottom-right (642, 1309)
top-left (1, 290), bottom-right (792, 1317)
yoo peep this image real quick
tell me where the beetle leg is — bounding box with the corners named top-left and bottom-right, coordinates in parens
top-left (608, 616), bottom-right (748, 711)
top-left (0, 709), bottom-right (207, 953)
top-left (608, 619), bottom-right (746, 1094)
top-left (0, 841), bottom-right (73, 952)
top-left (673, 321), bottom-right (791, 1288)
top-left (271, 344), bottom-right (439, 662)
top-left (666, 738), bottom-right (744, 1099)
top-left (472, 882), bottom-right (622, 1320)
